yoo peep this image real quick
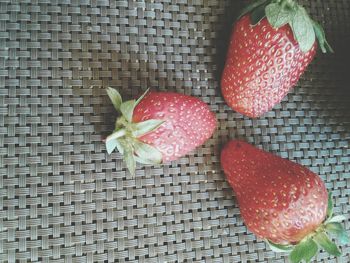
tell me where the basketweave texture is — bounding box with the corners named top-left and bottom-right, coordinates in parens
top-left (0, 0), bottom-right (349, 262)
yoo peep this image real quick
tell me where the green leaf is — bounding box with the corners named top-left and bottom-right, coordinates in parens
top-left (237, 0), bottom-right (268, 20)
top-left (266, 3), bottom-right (293, 28)
top-left (124, 146), bottom-right (136, 175)
top-left (105, 129), bottom-right (126, 143)
top-left (115, 139), bottom-right (125, 154)
top-left (250, 3), bottom-right (267, 25)
top-left (106, 87), bottom-right (123, 111)
top-left (133, 119), bottom-right (165, 137)
top-left (312, 20), bottom-right (326, 53)
top-left (312, 20), bottom-right (334, 53)
top-left (326, 223), bottom-right (344, 234)
top-left (135, 89), bottom-right (149, 107)
top-left (289, 239), bottom-right (318, 263)
top-left (291, 7), bottom-right (315, 53)
top-left (115, 118), bottom-right (123, 130)
top-left (119, 89), bottom-right (149, 123)
top-left (327, 192), bottom-right (333, 218)
top-left (133, 140), bottom-right (163, 164)
top-left (303, 239), bottom-right (319, 262)
top-left (324, 39), bottom-right (334, 53)
top-left (313, 232), bottom-right (341, 256)
top-left (328, 215), bottom-right (347, 223)
top-left (120, 100), bottom-right (136, 122)
top-left (106, 139), bottom-right (118, 154)
top-left (326, 222), bottom-right (349, 245)
top-left (266, 239), bottom-right (293, 253)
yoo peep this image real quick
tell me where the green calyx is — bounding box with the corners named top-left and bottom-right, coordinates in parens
top-left (237, 0), bottom-right (334, 53)
top-left (105, 87), bottom-right (165, 175)
top-left (266, 192), bottom-right (348, 263)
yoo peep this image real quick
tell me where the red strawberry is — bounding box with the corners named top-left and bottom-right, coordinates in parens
top-left (221, 0), bottom-right (333, 118)
top-left (105, 88), bottom-right (216, 174)
top-left (221, 140), bottom-right (348, 262)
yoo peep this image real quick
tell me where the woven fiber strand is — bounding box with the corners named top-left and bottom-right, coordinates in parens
top-left (0, 0), bottom-right (349, 262)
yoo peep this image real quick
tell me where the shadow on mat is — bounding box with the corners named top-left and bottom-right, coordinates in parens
top-left (213, 0), bottom-right (245, 91)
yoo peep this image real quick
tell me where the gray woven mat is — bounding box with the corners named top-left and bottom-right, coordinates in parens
top-left (1, 0), bottom-right (349, 262)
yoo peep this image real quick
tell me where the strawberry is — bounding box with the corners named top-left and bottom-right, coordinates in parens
top-left (105, 88), bottom-right (217, 174)
top-left (221, 0), bottom-right (333, 118)
top-left (221, 140), bottom-right (348, 262)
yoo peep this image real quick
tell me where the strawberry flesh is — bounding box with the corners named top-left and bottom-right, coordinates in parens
top-left (133, 92), bottom-right (217, 162)
top-left (221, 15), bottom-right (317, 118)
top-left (221, 140), bottom-right (328, 244)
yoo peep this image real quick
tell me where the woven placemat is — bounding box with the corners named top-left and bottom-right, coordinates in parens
top-left (1, 0), bottom-right (349, 262)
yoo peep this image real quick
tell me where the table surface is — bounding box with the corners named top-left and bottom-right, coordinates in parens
top-left (1, 0), bottom-right (349, 262)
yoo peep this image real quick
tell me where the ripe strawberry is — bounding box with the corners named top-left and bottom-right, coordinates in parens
top-left (105, 88), bottom-right (217, 174)
top-left (221, 0), bottom-right (333, 118)
top-left (221, 140), bottom-right (348, 262)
